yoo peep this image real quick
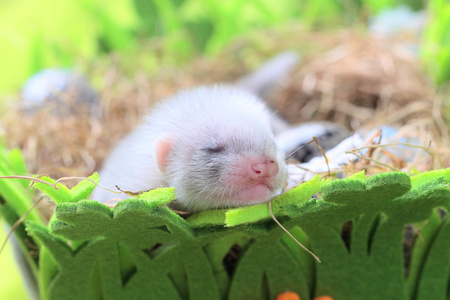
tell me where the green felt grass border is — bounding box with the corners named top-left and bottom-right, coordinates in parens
top-left (2, 146), bottom-right (450, 300)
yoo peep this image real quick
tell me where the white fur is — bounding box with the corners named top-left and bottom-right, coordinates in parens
top-left (92, 85), bottom-right (286, 210)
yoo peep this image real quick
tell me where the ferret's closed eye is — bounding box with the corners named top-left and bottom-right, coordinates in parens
top-left (202, 145), bottom-right (225, 154)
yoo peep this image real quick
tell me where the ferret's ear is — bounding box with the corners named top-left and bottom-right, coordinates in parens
top-left (155, 136), bottom-right (174, 173)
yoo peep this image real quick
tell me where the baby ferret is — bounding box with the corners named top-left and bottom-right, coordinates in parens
top-left (92, 85), bottom-right (287, 211)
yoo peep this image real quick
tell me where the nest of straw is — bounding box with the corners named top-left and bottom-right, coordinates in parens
top-left (272, 36), bottom-right (442, 130)
top-left (269, 34), bottom-right (449, 175)
top-left (1, 30), bottom-right (449, 184)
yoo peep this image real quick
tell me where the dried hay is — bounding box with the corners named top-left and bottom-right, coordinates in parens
top-left (269, 34), bottom-right (449, 175)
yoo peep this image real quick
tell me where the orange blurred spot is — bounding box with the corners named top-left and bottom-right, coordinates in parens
top-left (275, 291), bottom-right (301, 300)
top-left (314, 296), bottom-right (333, 300)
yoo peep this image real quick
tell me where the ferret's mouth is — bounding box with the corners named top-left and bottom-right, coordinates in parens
top-left (232, 183), bottom-right (273, 203)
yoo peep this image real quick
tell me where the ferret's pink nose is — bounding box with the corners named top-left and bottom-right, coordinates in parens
top-left (252, 160), bottom-right (279, 177)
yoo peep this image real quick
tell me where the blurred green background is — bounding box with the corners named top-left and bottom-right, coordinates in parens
top-left (0, 227), bottom-right (28, 300)
top-left (0, 0), bottom-right (449, 298)
top-left (0, 0), bottom-right (449, 98)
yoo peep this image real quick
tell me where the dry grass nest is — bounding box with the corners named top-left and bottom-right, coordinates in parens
top-left (1, 30), bottom-right (449, 188)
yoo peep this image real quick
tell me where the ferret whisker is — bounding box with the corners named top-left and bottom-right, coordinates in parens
top-left (217, 189), bottom-right (227, 202)
top-left (199, 185), bottom-right (221, 202)
top-left (195, 185), bottom-right (210, 198)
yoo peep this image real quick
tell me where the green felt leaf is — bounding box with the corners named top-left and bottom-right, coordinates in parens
top-left (137, 187), bottom-right (176, 205)
top-left (70, 173), bottom-right (101, 202)
top-left (187, 208), bottom-right (227, 227)
top-left (225, 175), bottom-right (327, 227)
top-left (415, 217), bottom-right (450, 300)
top-left (33, 174), bottom-right (100, 204)
top-left (13, 169), bottom-right (450, 299)
top-left (33, 177), bottom-right (72, 204)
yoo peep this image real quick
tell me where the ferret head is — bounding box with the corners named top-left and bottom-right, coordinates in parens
top-left (152, 86), bottom-right (286, 211)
